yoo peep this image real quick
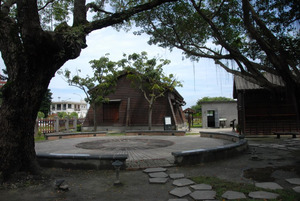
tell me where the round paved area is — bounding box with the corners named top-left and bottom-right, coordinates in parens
top-left (75, 138), bottom-right (174, 151)
top-left (35, 135), bottom-right (232, 168)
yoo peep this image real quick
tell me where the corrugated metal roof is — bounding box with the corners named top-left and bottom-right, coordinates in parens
top-left (234, 73), bottom-right (285, 90)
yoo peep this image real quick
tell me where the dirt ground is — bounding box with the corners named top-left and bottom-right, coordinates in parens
top-left (1, 137), bottom-right (299, 201)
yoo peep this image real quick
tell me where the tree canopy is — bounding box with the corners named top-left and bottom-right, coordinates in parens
top-left (133, 0), bottom-right (300, 114)
top-left (117, 51), bottom-right (182, 130)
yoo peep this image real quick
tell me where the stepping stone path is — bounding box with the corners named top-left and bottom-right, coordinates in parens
top-left (222, 191), bottom-right (246, 200)
top-left (143, 167), bottom-right (296, 200)
top-left (255, 182), bottom-right (283, 190)
top-left (169, 187), bottom-right (191, 198)
top-left (248, 191), bottom-right (279, 199)
top-left (190, 190), bottom-right (216, 200)
top-left (173, 178), bottom-right (195, 187)
top-left (190, 183), bottom-right (212, 190)
top-left (286, 178), bottom-right (300, 185)
top-left (149, 172), bottom-right (168, 178)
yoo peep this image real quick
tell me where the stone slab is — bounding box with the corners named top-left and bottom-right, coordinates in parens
top-left (169, 187), bottom-right (191, 198)
top-left (168, 199), bottom-right (188, 201)
top-left (190, 183), bottom-right (212, 190)
top-left (293, 186), bottom-right (300, 193)
top-left (222, 191), bottom-right (246, 200)
top-left (149, 177), bottom-right (169, 184)
top-left (169, 173), bottom-right (185, 179)
top-left (255, 182), bottom-right (283, 190)
top-left (143, 167), bottom-right (167, 173)
top-left (248, 191), bottom-right (279, 199)
top-left (286, 178), bottom-right (300, 185)
top-left (173, 178), bottom-right (195, 187)
top-left (189, 190), bottom-right (216, 200)
top-left (149, 172), bottom-right (169, 178)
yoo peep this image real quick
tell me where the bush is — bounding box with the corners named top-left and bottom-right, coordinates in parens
top-left (77, 124), bottom-right (82, 132)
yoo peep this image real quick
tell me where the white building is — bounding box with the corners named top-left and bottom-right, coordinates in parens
top-left (50, 100), bottom-right (88, 118)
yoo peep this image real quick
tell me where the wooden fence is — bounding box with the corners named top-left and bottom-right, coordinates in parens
top-left (36, 117), bottom-right (85, 134)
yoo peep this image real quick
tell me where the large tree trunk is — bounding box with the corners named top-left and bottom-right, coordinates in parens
top-left (0, 59), bottom-right (56, 180)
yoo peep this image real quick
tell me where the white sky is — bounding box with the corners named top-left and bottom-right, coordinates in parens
top-left (0, 26), bottom-right (234, 109)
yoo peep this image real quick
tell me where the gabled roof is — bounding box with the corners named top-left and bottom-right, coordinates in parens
top-left (233, 73), bottom-right (285, 98)
top-left (234, 73), bottom-right (285, 90)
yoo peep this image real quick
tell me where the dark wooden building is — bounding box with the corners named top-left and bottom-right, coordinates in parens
top-left (233, 74), bottom-right (300, 135)
top-left (83, 73), bottom-right (186, 131)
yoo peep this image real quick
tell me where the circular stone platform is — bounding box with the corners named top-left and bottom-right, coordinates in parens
top-left (76, 138), bottom-right (174, 151)
top-left (36, 135), bottom-right (233, 168)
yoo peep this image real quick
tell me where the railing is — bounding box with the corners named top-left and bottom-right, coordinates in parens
top-left (36, 117), bottom-right (85, 134)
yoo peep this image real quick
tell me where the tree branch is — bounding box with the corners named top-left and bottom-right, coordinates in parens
top-left (38, 0), bottom-right (55, 11)
top-left (84, 0), bottom-right (177, 34)
top-left (0, 0), bottom-right (16, 16)
top-left (86, 2), bottom-right (112, 15)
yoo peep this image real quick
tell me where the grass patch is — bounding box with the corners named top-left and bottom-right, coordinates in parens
top-left (34, 135), bottom-right (46, 142)
top-left (191, 176), bottom-right (300, 201)
top-left (185, 133), bottom-right (199, 136)
top-left (191, 124), bottom-right (202, 128)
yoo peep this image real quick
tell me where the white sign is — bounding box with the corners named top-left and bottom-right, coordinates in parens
top-left (165, 117), bottom-right (171, 125)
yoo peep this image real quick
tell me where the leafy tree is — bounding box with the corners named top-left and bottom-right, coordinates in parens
top-left (191, 96), bottom-right (234, 116)
top-left (133, 0), bottom-right (300, 116)
top-left (118, 51), bottom-right (182, 130)
top-left (39, 89), bottom-right (53, 117)
top-left (37, 111), bottom-right (45, 119)
top-left (57, 112), bottom-right (69, 118)
top-left (0, 0), bottom-right (176, 180)
top-left (59, 54), bottom-right (118, 131)
top-left (69, 112), bottom-right (78, 118)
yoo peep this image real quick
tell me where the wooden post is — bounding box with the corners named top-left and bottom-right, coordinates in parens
top-left (54, 116), bottom-right (59, 132)
top-left (126, 98), bottom-right (130, 127)
top-left (65, 117), bottom-right (69, 131)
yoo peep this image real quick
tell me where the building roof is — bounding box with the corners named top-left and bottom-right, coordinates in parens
top-left (234, 73), bottom-right (285, 90)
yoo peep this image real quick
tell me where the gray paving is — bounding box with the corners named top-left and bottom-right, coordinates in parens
top-left (149, 177), bottom-right (169, 184)
top-left (189, 190), bottom-right (216, 200)
top-left (255, 182), bottom-right (283, 190)
top-left (168, 199), bottom-right (188, 201)
top-left (286, 178), bottom-right (300, 185)
top-left (190, 184), bottom-right (212, 190)
top-left (222, 191), bottom-right (246, 200)
top-left (143, 167), bottom-right (167, 173)
top-left (248, 191), bottom-right (279, 199)
top-left (293, 186), bottom-right (300, 193)
top-left (169, 187), bottom-right (191, 198)
top-left (169, 173), bottom-right (185, 179)
top-left (173, 178), bottom-right (195, 187)
top-left (36, 135), bottom-right (232, 168)
top-left (149, 172), bottom-right (168, 178)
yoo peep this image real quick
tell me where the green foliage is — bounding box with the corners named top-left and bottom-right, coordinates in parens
top-left (133, 0), bottom-right (300, 91)
top-left (196, 96), bottom-right (234, 105)
top-left (37, 111), bottom-right (45, 119)
top-left (58, 54), bottom-right (118, 105)
top-left (76, 124), bottom-right (82, 132)
top-left (57, 112), bottom-right (68, 118)
top-left (70, 112), bottom-right (78, 118)
top-left (119, 51), bottom-right (182, 105)
top-left (39, 89), bottom-right (53, 117)
top-left (38, 0), bottom-right (73, 30)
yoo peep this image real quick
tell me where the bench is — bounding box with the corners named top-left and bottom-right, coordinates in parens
top-left (273, 132), bottom-right (300, 139)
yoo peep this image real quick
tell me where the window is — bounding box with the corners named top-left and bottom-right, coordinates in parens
top-left (57, 104), bottom-right (61, 110)
top-left (63, 104), bottom-right (66, 110)
top-left (68, 104), bottom-right (72, 109)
